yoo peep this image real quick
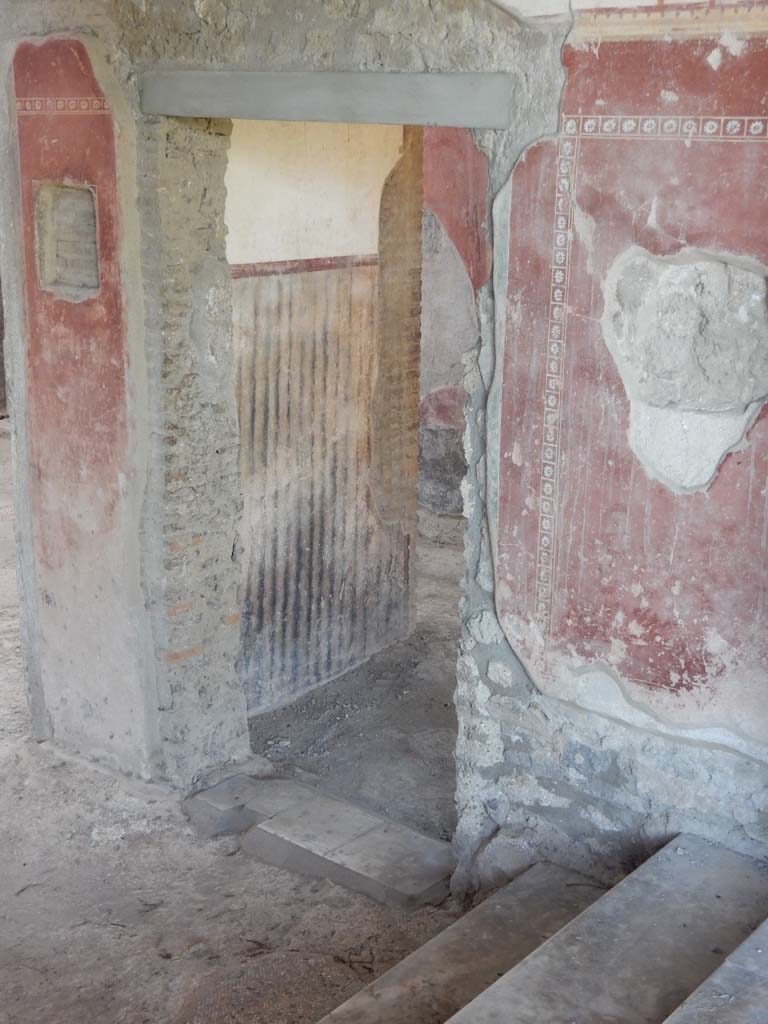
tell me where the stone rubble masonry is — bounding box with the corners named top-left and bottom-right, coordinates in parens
top-left (139, 112), bottom-right (252, 784)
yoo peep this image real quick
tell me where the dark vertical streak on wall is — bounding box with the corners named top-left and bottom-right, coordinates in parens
top-left (315, 277), bottom-right (330, 683)
top-left (339, 274), bottom-right (355, 668)
top-left (372, 126), bottom-right (424, 639)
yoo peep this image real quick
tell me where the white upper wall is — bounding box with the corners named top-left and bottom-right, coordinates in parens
top-left (225, 120), bottom-right (403, 264)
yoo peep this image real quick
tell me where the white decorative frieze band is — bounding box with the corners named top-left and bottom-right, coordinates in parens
top-left (562, 113), bottom-right (768, 140)
top-left (15, 97), bottom-right (110, 115)
top-left (496, 1), bottom-right (768, 40)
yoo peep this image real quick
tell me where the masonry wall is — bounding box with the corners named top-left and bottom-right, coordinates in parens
top-left (0, 0), bottom-right (567, 801)
top-left (455, 10), bottom-right (768, 891)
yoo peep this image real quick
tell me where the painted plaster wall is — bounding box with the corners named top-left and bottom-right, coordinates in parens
top-left (225, 120), bottom-right (402, 264)
top-left (8, 39), bottom-right (156, 776)
top-left (455, 24), bottom-right (768, 891)
top-left (496, 0), bottom-right (766, 21)
top-left (420, 128), bottom-right (490, 518)
top-left (2, 5), bottom-right (762, 899)
top-left (236, 263), bottom-right (392, 711)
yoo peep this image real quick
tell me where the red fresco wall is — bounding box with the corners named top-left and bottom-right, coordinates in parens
top-left (423, 127), bottom-right (492, 294)
top-left (13, 39), bottom-right (127, 571)
top-left (496, 37), bottom-right (768, 697)
top-left (420, 386), bottom-right (467, 433)
top-left (420, 129), bottom-right (489, 517)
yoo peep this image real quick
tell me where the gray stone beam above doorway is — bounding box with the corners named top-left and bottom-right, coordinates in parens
top-left (138, 71), bottom-right (515, 128)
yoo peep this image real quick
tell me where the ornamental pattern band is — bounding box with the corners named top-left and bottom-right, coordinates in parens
top-left (562, 113), bottom-right (767, 140)
top-left (15, 97), bottom-right (110, 115)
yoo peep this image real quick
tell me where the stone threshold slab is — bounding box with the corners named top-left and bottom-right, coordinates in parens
top-left (184, 774), bottom-right (455, 908)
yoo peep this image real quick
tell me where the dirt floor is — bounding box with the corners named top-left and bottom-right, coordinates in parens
top-left (249, 520), bottom-right (463, 842)
top-left (0, 431), bottom-right (463, 1024)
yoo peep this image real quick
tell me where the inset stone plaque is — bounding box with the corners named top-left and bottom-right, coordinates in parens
top-left (35, 183), bottom-right (100, 300)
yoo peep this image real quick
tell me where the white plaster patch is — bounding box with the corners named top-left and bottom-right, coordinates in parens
top-left (628, 401), bottom-right (761, 492)
top-left (609, 637), bottom-right (627, 663)
top-left (488, 659), bottom-right (518, 690)
top-left (547, 653), bottom-right (768, 761)
top-left (467, 611), bottom-right (506, 647)
top-left (602, 247), bottom-right (768, 493)
top-left (646, 195), bottom-right (659, 232)
top-left (719, 30), bottom-right (746, 58)
top-left (571, 198), bottom-right (597, 277)
top-left (707, 47), bottom-right (723, 71)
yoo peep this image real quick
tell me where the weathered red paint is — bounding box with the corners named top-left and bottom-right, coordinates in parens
top-left (13, 39), bottom-right (127, 570)
top-left (497, 36), bottom-right (768, 694)
top-left (420, 386), bottom-right (467, 433)
top-left (423, 127), bottom-right (492, 292)
top-left (231, 254), bottom-right (378, 279)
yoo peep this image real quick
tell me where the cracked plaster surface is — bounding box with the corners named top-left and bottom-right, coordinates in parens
top-left (602, 247), bottom-right (768, 492)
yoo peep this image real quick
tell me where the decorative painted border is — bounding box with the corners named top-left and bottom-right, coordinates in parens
top-left (15, 96), bottom-right (110, 115)
top-left (534, 130), bottom-right (579, 630)
top-left (534, 112), bottom-right (766, 636)
top-left (562, 113), bottom-right (768, 141)
top-left (571, 3), bottom-right (768, 42)
top-left (231, 254), bottom-right (379, 279)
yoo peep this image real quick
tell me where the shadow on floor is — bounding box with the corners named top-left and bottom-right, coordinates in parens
top-left (249, 525), bottom-right (464, 842)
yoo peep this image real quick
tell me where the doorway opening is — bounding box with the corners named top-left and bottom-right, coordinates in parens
top-left (226, 121), bottom-right (468, 841)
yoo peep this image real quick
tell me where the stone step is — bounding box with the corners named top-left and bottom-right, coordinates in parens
top-left (224, 776), bottom-right (456, 908)
top-left (318, 863), bottom-right (605, 1024)
top-left (447, 835), bottom-right (768, 1024)
top-left (662, 917), bottom-right (768, 1023)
